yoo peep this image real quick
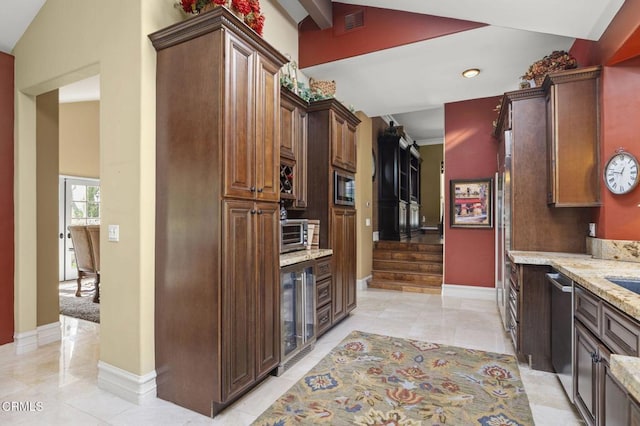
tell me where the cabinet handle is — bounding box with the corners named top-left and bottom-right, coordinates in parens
top-left (591, 352), bottom-right (601, 364)
top-left (250, 186), bottom-right (256, 192)
top-left (257, 210), bottom-right (263, 215)
top-left (257, 188), bottom-right (263, 193)
top-left (251, 209), bottom-right (256, 215)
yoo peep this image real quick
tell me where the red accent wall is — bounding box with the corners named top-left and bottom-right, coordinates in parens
top-left (299, 3), bottom-right (486, 68)
top-left (569, 0), bottom-right (640, 240)
top-left (444, 96), bottom-right (501, 287)
top-left (0, 52), bottom-right (14, 345)
top-left (599, 58), bottom-right (640, 240)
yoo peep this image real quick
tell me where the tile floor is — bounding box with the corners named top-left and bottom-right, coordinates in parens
top-left (0, 288), bottom-right (582, 425)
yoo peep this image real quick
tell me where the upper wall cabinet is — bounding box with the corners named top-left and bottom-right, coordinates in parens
top-left (327, 107), bottom-right (358, 173)
top-left (544, 66), bottom-right (601, 207)
top-left (280, 87), bottom-right (308, 209)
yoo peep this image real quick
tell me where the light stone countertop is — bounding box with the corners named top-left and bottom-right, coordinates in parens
top-left (279, 248), bottom-right (333, 267)
top-left (509, 250), bottom-right (640, 403)
top-left (509, 251), bottom-right (640, 320)
top-left (611, 355), bottom-right (640, 403)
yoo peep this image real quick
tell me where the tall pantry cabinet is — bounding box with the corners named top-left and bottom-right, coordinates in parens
top-left (149, 9), bottom-right (287, 417)
top-left (305, 99), bottom-right (360, 326)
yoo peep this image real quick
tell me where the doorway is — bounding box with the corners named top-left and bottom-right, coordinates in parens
top-left (58, 176), bottom-right (101, 281)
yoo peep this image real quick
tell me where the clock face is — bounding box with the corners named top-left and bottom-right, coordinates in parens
top-left (604, 151), bottom-right (639, 195)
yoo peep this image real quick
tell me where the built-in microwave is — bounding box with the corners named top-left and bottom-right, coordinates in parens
top-left (334, 170), bottom-right (355, 206)
top-left (280, 219), bottom-right (309, 253)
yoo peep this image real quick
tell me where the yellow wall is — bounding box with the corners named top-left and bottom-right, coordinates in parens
top-left (419, 144), bottom-right (443, 227)
top-left (13, 0), bottom-right (302, 377)
top-left (356, 112), bottom-right (373, 280)
top-left (59, 101), bottom-right (100, 178)
top-left (36, 90), bottom-right (59, 327)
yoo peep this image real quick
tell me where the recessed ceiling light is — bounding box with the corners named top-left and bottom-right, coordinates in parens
top-left (462, 68), bottom-right (480, 78)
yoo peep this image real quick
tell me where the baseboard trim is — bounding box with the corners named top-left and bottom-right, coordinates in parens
top-left (97, 361), bottom-right (157, 404)
top-left (442, 284), bottom-right (495, 300)
top-left (357, 275), bottom-right (371, 290)
top-left (13, 330), bottom-right (38, 354)
top-left (37, 321), bottom-right (61, 346)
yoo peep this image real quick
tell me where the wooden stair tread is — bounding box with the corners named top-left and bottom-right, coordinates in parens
top-left (368, 279), bottom-right (442, 294)
top-left (373, 260), bottom-right (443, 273)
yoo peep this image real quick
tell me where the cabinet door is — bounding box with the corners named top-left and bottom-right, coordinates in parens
top-left (331, 208), bottom-right (346, 322)
top-left (344, 122), bottom-right (357, 173)
top-left (331, 111), bottom-right (347, 170)
top-left (223, 34), bottom-right (256, 200)
top-left (600, 346), bottom-right (630, 426)
top-left (575, 321), bottom-right (598, 426)
top-left (345, 209), bottom-right (357, 313)
top-left (631, 396), bottom-right (640, 426)
top-left (293, 108), bottom-right (308, 208)
top-left (254, 53), bottom-right (280, 202)
top-left (280, 95), bottom-right (297, 160)
top-left (222, 200), bottom-right (256, 401)
top-left (546, 69), bottom-right (600, 206)
top-left (254, 202), bottom-right (280, 377)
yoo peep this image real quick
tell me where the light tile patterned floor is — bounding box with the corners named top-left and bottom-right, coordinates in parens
top-left (0, 288), bottom-right (582, 425)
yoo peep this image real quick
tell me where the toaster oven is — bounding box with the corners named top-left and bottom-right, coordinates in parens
top-left (280, 219), bottom-right (309, 253)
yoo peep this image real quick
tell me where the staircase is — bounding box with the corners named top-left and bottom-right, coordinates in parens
top-left (369, 239), bottom-right (443, 293)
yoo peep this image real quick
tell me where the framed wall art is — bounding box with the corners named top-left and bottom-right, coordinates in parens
top-left (450, 178), bottom-right (493, 228)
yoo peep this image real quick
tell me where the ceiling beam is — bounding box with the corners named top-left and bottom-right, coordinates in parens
top-left (299, 0), bottom-right (333, 30)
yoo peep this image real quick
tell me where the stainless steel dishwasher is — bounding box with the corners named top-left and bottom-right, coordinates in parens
top-left (547, 271), bottom-right (574, 402)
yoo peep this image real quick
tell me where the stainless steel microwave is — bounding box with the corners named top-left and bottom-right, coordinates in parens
top-left (334, 170), bottom-right (355, 206)
top-left (280, 219), bottom-right (309, 253)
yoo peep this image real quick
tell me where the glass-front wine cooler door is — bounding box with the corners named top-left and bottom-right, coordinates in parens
top-left (303, 266), bottom-right (316, 343)
top-left (281, 271), bottom-right (299, 358)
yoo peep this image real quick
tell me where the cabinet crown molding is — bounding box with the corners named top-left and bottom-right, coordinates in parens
top-left (149, 7), bottom-right (287, 66)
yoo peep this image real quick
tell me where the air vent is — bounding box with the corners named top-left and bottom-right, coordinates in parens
top-left (344, 10), bottom-right (364, 31)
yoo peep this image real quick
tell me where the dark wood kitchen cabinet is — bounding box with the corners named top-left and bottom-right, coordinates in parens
top-left (279, 87), bottom-right (308, 209)
top-left (494, 87), bottom-right (593, 254)
top-left (315, 255), bottom-right (333, 337)
top-left (150, 8), bottom-right (287, 417)
top-left (544, 66), bottom-right (601, 207)
top-left (574, 284), bottom-right (640, 425)
top-left (507, 263), bottom-right (553, 371)
top-left (329, 106), bottom-right (358, 173)
top-left (304, 99), bottom-right (360, 331)
top-left (222, 200), bottom-right (280, 398)
top-left (331, 207), bottom-right (357, 322)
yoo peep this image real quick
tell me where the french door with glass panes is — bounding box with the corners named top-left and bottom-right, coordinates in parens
top-left (59, 177), bottom-right (101, 281)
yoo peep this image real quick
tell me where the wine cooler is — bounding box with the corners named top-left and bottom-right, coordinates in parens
top-left (277, 260), bottom-right (316, 375)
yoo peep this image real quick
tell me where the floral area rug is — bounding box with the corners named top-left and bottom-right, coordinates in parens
top-left (252, 330), bottom-right (533, 425)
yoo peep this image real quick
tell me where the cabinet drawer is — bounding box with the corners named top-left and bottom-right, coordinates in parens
top-left (510, 263), bottom-right (519, 290)
top-left (509, 308), bottom-right (519, 351)
top-left (317, 304), bottom-right (332, 336)
top-left (317, 278), bottom-right (331, 308)
top-left (316, 257), bottom-right (332, 281)
top-left (508, 285), bottom-right (519, 321)
top-left (602, 304), bottom-right (640, 356)
top-left (575, 285), bottom-right (600, 336)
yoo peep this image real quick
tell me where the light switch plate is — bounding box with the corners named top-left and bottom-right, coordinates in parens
top-left (108, 224), bottom-right (119, 242)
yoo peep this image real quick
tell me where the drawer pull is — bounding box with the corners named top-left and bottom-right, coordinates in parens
top-left (319, 289), bottom-right (329, 298)
top-left (319, 315), bottom-right (330, 325)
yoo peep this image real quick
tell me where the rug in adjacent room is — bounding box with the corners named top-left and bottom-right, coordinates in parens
top-left (59, 281), bottom-right (100, 323)
top-left (253, 330), bottom-right (533, 425)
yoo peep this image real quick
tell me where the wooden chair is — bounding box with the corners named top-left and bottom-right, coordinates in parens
top-left (68, 225), bottom-right (101, 303)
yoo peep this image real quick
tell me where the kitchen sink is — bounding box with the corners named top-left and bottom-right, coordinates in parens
top-left (606, 277), bottom-right (640, 294)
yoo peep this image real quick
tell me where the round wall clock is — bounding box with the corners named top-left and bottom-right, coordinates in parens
top-left (603, 149), bottom-right (639, 194)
